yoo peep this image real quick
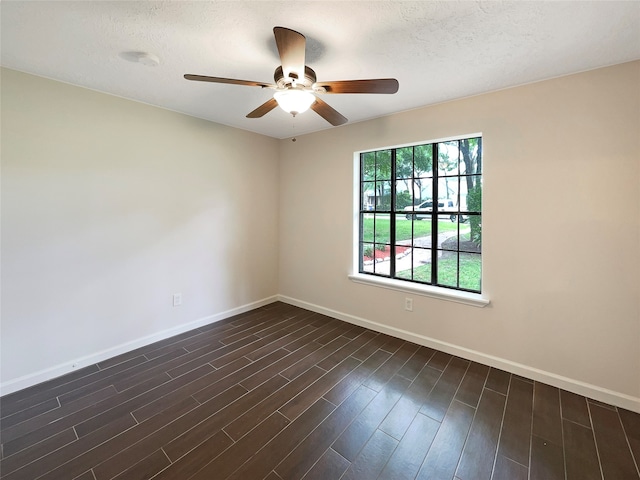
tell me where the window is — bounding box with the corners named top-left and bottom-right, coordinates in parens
top-left (358, 136), bottom-right (482, 294)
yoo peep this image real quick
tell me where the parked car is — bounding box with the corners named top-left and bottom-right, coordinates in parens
top-left (404, 199), bottom-right (466, 222)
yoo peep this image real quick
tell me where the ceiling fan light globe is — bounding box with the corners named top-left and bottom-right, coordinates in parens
top-left (274, 89), bottom-right (315, 115)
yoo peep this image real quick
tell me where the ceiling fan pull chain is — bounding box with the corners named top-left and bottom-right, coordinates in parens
top-left (291, 116), bottom-right (297, 142)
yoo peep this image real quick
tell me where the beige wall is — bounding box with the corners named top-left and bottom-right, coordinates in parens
top-left (1, 68), bottom-right (280, 389)
top-left (278, 61), bottom-right (640, 408)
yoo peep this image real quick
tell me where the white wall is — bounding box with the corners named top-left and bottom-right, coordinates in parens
top-left (278, 61), bottom-right (640, 411)
top-left (1, 68), bottom-right (280, 391)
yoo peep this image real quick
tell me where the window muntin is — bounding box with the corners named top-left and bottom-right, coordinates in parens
top-left (359, 136), bottom-right (482, 293)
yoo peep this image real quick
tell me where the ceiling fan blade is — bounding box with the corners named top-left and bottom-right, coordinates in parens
top-left (315, 78), bottom-right (399, 94)
top-left (273, 27), bottom-right (306, 81)
top-left (184, 74), bottom-right (274, 88)
top-left (246, 98), bottom-right (279, 118)
top-left (311, 97), bottom-right (348, 126)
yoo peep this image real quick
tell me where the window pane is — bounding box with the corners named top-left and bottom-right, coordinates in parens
top-left (373, 243), bottom-right (390, 275)
top-left (437, 252), bottom-right (458, 288)
top-left (374, 214), bottom-right (390, 244)
top-left (396, 147), bottom-right (413, 180)
top-left (412, 217), bottom-right (431, 243)
top-left (361, 213), bottom-right (374, 243)
top-left (395, 180), bottom-right (412, 211)
top-left (362, 243), bottom-right (375, 265)
top-left (395, 214), bottom-right (413, 244)
top-left (459, 176), bottom-right (482, 212)
top-left (375, 150), bottom-right (391, 180)
top-left (410, 178), bottom-right (432, 207)
top-left (362, 181), bottom-right (375, 211)
top-left (439, 177), bottom-right (459, 207)
top-left (362, 152), bottom-right (375, 181)
top-left (414, 144), bottom-right (433, 177)
top-left (438, 141), bottom-right (459, 176)
top-left (459, 137), bottom-right (481, 175)
top-left (374, 181), bottom-right (392, 210)
top-left (459, 253), bottom-right (481, 291)
top-left (465, 214), bottom-right (482, 251)
top-left (396, 248), bottom-right (431, 283)
top-left (438, 214), bottom-right (459, 250)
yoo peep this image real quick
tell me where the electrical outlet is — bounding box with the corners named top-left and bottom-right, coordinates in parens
top-left (405, 297), bottom-right (413, 311)
top-left (173, 293), bottom-right (182, 307)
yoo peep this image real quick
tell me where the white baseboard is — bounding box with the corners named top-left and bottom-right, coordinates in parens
top-left (278, 295), bottom-right (640, 414)
top-left (0, 296), bottom-right (278, 397)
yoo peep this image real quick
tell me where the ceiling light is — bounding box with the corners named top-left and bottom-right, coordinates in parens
top-left (274, 89), bottom-right (316, 116)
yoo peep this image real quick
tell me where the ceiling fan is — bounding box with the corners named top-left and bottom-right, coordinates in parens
top-left (184, 26), bottom-right (399, 126)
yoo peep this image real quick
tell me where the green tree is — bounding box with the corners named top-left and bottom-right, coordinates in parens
top-left (459, 138), bottom-right (482, 245)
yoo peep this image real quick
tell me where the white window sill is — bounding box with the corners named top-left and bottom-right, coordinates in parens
top-left (348, 273), bottom-right (490, 308)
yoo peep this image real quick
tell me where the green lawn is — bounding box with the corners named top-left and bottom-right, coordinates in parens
top-left (407, 253), bottom-right (481, 291)
top-left (362, 215), bottom-right (460, 243)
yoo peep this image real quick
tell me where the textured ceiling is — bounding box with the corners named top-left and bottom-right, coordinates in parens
top-left (2, 1), bottom-right (639, 139)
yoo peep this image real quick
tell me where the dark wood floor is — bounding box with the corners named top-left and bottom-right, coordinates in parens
top-left (1, 302), bottom-right (639, 480)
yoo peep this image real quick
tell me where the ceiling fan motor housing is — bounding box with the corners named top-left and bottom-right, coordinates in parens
top-left (274, 66), bottom-right (317, 89)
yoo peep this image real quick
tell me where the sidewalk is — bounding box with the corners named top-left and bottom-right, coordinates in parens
top-left (370, 228), bottom-right (467, 275)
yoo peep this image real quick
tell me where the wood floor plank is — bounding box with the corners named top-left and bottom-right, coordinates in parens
top-left (279, 356), bottom-right (361, 421)
top-left (491, 455), bottom-right (528, 480)
top-left (455, 388), bottom-right (507, 480)
top-left (161, 378), bottom-right (284, 464)
top-left (239, 342), bottom-right (324, 391)
top-left (150, 430), bottom-right (233, 480)
top-left (455, 362), bottom-right (490, 408)
top-left (363, 342), bottom-right (419, 392)
top-left (532, 381), bottom-right (563, 446)
top-left (484, 368), bottom-right (510, 395)
top-left (341, 429), bottom-right (398, 480)
top-left (560, 389), bottom-right (591, 428)
top-left (93, 378), bottom-right (285, 480)
top-left (350, 332), bottom-right (390, 362)
top-left (317, 331), bottom-right (378, 371)
top-left (244, 324), bottom-right (317, 361)
top-left (378, 365), bottom-right (441, 440)
top-left (0, 427), bottom-right (77, 477)
top-left (36, 398), bottom-right (195, 480)
top-left (2, 373), bottom-right (170, 454)
top-left (279, 336), bottom-right (350, 380)
top-left (281, 320), bottom-right (342, 353)
top-left (274, 385), bottom-right (377, 480)
top-left (300, 448), bottom-right (350, 480)
top-left (323, 349), bottom-right (391, 406)
top-left (589, 402), bottom-right (640, 479)
top-left (331, 375), bottom-right (410, 462)
top-left (224, 366), bottom-right (326, 441)
top-left (563, 418), bottom-right (602, 480)
top-left (210, 319), bottom-right (309, 368)
top-left (416, 400), bottom-right (475, 480)
top-left (225, 398), bottom-right (336, 480)
top-left (188, 352), bottom-right (275, 404)
top-left (497, 377), bottom-right (533, 467)
top-left (619, 408), bottom-right (640, 470)
top-left (396, 346), bottom-right (436, 382)
top-left (111, 448), bottom-right (170, 480)
top-left (426, 350), bottom-right (452, 371)
top-left (419, 356), bottom-right (469, 422)
top-left (530, 434), bottom-right (565, 480)
top-left (189, 412), bottom-right (290, 480)
top-left (377, 412), bottom-right (439, 480)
